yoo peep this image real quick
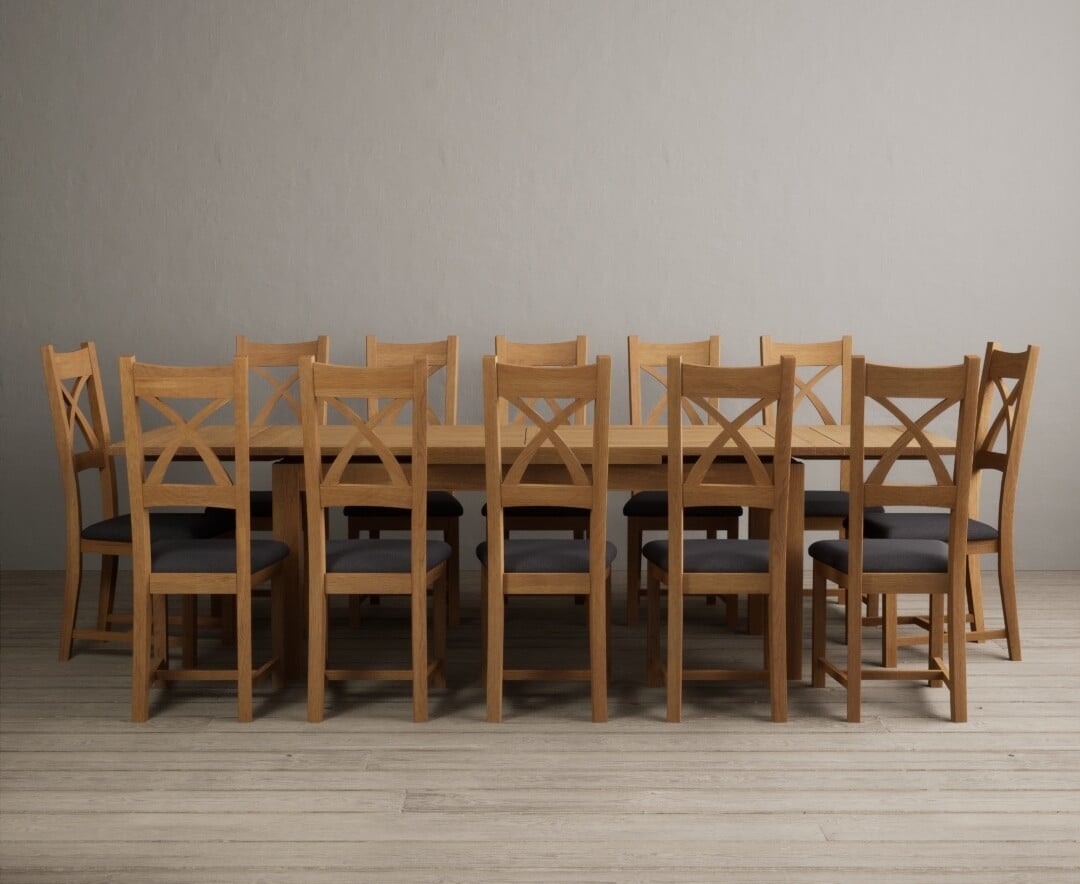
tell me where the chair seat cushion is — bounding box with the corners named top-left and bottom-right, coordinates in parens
top-left (623, 491), bottom-right (742, 520)
top-left (344, 491), bottom-right (465, 520)
top-left (808, 538), bottom-right (950, 574)
top-left (325, 539), bottom-right (453, 573)
top-left (642, 539), bottom-right (771, 573)
top-left (150, 538), bottom-right (290, 574)
top-left (83, 510), bottom-right (234, 544)
top-left (863, 512), bottom-right (999, 544)
top-left (480, 503), bottom-right (590, 519)
top-left (805, 490), bottom-right (884, 519)
top-left (476, 538), bottom-right (617, 573)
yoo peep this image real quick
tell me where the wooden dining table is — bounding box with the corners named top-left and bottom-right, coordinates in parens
top-left (114, 423), bottom-right (953, 683)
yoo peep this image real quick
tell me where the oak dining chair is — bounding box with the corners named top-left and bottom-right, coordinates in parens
top-left (644, 357), bottom-right (795, 723)
top-left (809, 356), bottom-right (980, 723)
top-left (119, 355), bottom-right (289, 722)
top-left (42, 342), bottom-right (232, 661)
top-left (344, 336), bottom-right (463, 625)
top-left (864, 343), bottom-right (1039, 661)
top-left (623, 336), bottom-right (741, 628)
top-left (478, 354), bottom-right (614, 723)
top-left (301, 356), bottom-right (450, 723)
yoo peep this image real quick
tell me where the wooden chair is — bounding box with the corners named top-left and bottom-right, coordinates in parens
top-left (809, 356), bottom-right (980, 723)
top-left (759, 335), bottom-right (884, 619)
top-left (42, 342), bottom-right (232, 661)
top-left (644, 357), bottom-right (795, 723)
top-left (301, 356), bottom-right (450, 723)
top-left (119, 356), bottom-right (288, 722)
top-left (236, 335), bottom-right (330, 531)
top-left (623, 336), bottom-right (741, 628)
top-left (344, 336), bottom-right (463, 625)
top-left (478, 354), bottom-right (614, 723)
top-left (864, 343), bottom-right (1039, 661)
top-left (483, 336), bottom-right (592, 539)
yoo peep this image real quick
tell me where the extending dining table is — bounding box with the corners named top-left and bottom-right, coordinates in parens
top-left (114, 423), bottom-right (953, 683)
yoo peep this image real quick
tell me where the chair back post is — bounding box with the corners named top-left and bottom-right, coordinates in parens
top-left (588, 355), bottom-right (612, 563)
top-left (481, 355), bottom-right (505, 575)
top-left (41, 342), bottom-right (120, 535)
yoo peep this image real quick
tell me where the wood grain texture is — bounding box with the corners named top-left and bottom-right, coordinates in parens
top-left (2, 569), bottom-right (1078, 882)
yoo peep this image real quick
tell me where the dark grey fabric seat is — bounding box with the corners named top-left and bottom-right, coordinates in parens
top-left (805, 490), bottom-right (884, 519)
top-left (150, 538), bottom-right (290, 573)
top-left (476, 538), bottom-right (617, 573)
top-left (808, 538), bottom-right (950, 574)
top-left (642, 538), bottom-right (771, 573)
top-left (863, 512), bottom-right (999, 544)
top-left (623, 491), bottom-right (742, 520)
top-left (480, 503), bottom-right (589, 519)
top-left (345, 491), bottom-right (465, 520)
top-left (82, 510), bottom-right (234, 544)
top-left (325, 538), bottom-right (453, 573)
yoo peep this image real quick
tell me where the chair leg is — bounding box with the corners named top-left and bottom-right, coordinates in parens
top-left (811, 565), bottom-right (827, 688)
top-left (998, 541), bottom-right (1022, 661)
top-left (947, 580), bottom-right (968, 723)
top-left (966, 554), bottom-right (985, 641)
top-left (445, 521), bottom-right (461, 627)
top-left (666, 575), bottom-right (683, 723)
top-left (307, 588), bottom-right (327, 724)
top-left (588, 576), bottom-right (608, 723)
top-left (96, 555), bottom-right (119, 631)
top-left (485, 575), bottom-right (505, 723)
top-left (131, 576), bottom-right (151, 723)
top-left (433, 575), bottom-right (448, 690)
top-left (59, 548), bottom-right (83, 661)
top-left (626, 520), bottom-right (642, 627)
top-left (646, 571), bottom-right (662, 688)
top-left (237, 585), bottom-right (253, 724)
top-left (928, 594), bottom-right (945, 688)
top-left (845, 581), bottom-right (862, 723)
top-left (767, 586), bottom-right (788, 723)
top-left (882, 594), bottom-right (897, 668)
top-left (411, 580), bottom-right (429, 723)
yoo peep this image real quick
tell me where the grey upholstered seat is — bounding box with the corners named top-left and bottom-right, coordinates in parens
top-left (623, 491), bottom-right (743, 520)
top-left (344, 491), bottom-right (465, 520)
top-left (642, 538), bottom-right (771, 573)
top-left (476, 538), bottom-right (617, 573)
top-left (863, 512), bottom-right (999, 544)
top-left (808, 538), bottom-right (950, 574)
top-left (150, 538), bottom-right (290, 573)
top-left (82, 510), bottom-right (234, 543)
top-left (805, 490), bottom-right (884, 519)
top-left (325, 538), bottom-right (453, 573)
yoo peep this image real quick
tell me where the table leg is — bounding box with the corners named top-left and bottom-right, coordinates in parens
top-left (786, 461), bottom-right (805, 680)
top-left (273, 460), bottom-right (305, 681)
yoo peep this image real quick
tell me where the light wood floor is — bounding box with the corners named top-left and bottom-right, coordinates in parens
top-left (1, 569), bottom-right (1078, 882)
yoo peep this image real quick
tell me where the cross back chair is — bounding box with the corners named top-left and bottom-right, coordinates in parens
top-left (42, 342), bottom-right (231, 661)
top-left (345, 335), bottom-right (463, 625)
top-left (623, 335), bottom-right (741, 628)
top-left (478, 355), bottom-right (614, 723)
top-left (301, 356), bottom-right (451, 723)
top-left (865, 343), bottom-right (1039, 661)
top-left (236, 335), bottom-right (330, 530)
top-left (809, 356), bottom-right (980, 723)
top-left (644, 357), bottom-right (795, 723)
top-left (119, 356), bottom-right (289, 723)
top-left (485, 335), bottom-right (592, 539)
